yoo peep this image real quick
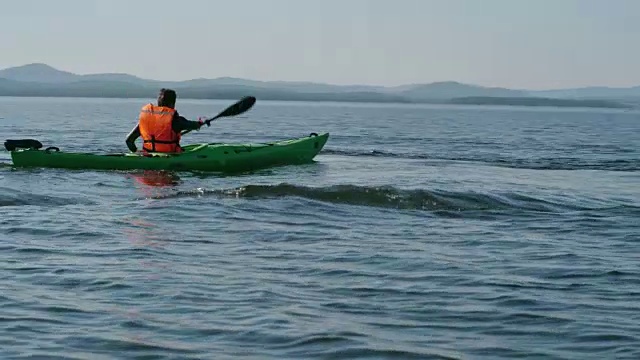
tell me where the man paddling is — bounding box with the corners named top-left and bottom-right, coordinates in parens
top-left (125, 88), bottom-right (204, 153)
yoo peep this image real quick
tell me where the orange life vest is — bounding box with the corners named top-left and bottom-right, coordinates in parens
top-left (138, 103), bottom-right (182, 153)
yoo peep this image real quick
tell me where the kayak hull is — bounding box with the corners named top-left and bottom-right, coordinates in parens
top-left (10, 133), bottom-right (329, 172)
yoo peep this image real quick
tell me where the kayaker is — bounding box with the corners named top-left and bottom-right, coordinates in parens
top-left (125, 88), bottom-right (204, 153)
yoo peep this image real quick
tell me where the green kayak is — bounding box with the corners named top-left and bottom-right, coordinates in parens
top-left (5, 132), bottom-right (329, 172)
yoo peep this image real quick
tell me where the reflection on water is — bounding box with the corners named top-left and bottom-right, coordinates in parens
top-left (122, 216), bottom-right (168, 250)
top-left (130, 170), bottom-right (182, 188)
top-left (126, 170), bottom-right (183, 202)
top-left (117, 215), bottom-right (172, 345)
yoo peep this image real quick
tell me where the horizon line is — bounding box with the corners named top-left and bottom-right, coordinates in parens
top-left (1, 62), bottom-right (639, 92)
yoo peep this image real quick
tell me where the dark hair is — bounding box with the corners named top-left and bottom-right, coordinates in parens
top-left (157, 88), bottom-right (177, 108)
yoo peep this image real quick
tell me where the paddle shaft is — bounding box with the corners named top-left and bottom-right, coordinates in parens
top-left (180, 115), bottom-right (218, 136)
top-left (181, 96), bottom-right (256, 136)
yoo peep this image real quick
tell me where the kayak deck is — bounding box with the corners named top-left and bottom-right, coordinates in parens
top-left (9, 132), bottom-right (329, 172)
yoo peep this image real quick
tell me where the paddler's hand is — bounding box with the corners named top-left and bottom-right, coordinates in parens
top-left (197, 117), bottom-right (206, 130)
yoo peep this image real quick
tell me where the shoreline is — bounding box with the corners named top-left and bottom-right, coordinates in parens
top-left (0, 94), bottom-right (633, 110)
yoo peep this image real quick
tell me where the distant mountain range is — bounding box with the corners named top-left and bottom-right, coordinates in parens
top-left (0, 63), bottom-right (637, 108)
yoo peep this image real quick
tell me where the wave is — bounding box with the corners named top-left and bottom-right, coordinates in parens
top-left (0, 187), bottom-right (90, 207)
top-left (322, 148), bottom-right (640, 171)
top-left (145, 183), bottom-right (636, 213)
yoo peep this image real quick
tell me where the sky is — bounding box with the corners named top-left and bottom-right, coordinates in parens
top-left (0, 0), bottom-right (638, 90)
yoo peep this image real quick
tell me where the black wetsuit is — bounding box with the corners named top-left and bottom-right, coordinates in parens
top-left (125, 111), bottom-right (201, 152)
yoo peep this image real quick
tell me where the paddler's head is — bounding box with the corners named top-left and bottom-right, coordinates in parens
top-left (157, 88), bottom-right (177, 109)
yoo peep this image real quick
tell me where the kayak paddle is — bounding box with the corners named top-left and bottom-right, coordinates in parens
top-left (4, 139), bottom-right (44, 151)
top-left (181, 96), bottom-right (257, 136)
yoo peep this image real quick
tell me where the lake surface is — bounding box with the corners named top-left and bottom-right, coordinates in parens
top-left (1, 97), bottom-right (639, 359)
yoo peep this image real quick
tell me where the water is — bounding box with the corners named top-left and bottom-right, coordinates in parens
top-left (1, 97), bottom-right (639, 359)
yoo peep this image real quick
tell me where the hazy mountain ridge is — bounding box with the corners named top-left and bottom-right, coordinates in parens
top-left (532, 86), bottom-right (640, 99)
top-left (449, 96), bottom-right (630, 109)
top-left (0, 63), bottom-right (637, 108)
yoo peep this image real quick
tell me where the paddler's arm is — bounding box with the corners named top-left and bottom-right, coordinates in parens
top-left (172, 112), bottom-right (204, 132)
top-left (125, 125), bottom-right (141, 152)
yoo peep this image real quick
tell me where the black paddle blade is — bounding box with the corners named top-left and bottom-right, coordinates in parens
top-left (4, 139), bottom-right (43, 151)
top-left (215, 96), bottom-right (256, 119)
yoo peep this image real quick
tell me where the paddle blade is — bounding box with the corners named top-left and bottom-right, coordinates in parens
top-left (4, 139), bottom-right (43, 151)
top-left (212, 96), bottom-right (256, 120)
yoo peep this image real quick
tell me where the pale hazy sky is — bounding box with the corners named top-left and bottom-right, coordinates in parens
top-left (1, 0), bottom-right (638, 89)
